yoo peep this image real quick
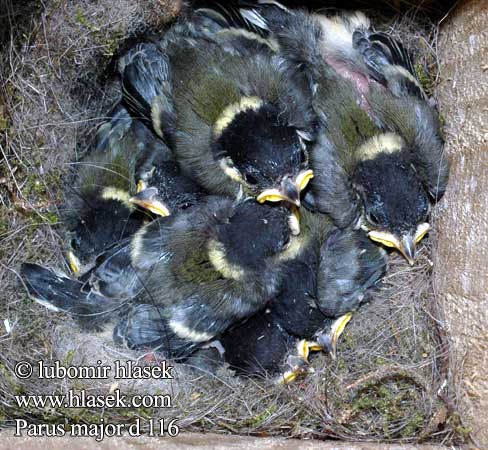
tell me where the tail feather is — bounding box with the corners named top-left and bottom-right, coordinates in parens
top-left (352, 28), bottom-right (425, 99)
top-left (120, 43), bottom-right (175, 140)
top-left (21, 263), bottom-right (120, 329)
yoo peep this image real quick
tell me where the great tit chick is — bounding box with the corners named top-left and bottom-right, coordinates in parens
top-left (21, 197), bottom-right (300, 360)
top-left (64, 104), bottom-right (151, 275)
top-left (236, 4), bottom-right (448, 264)
top-left (119, 13), bottom-right (315, 207)
top-left (219, 209), bottom-right (386, 381)
top-left (132, 147), bottom-right (206, 216)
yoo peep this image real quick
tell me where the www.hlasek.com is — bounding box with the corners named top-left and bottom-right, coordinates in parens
top-left (13, 359), bottom-right (180, 440)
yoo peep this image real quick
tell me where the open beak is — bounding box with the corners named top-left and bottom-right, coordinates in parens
top-left (256, 170), bottom-right (314, 206)
top-left (368, 222), bottom-right (430, 266)
top-left (129, 187), bottom-right (171, 217)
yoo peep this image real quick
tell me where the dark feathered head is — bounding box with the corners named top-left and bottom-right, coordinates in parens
top-left (66, 188), bottom-right (145, 274)
top-left (208, 200), bottom-right (299, 278)
top-left (213, 99), bottom-right (314, 206)
top-left (131, 160), bottom-right (204, 216)
top-left (354, 139), bottom-right (431, 264)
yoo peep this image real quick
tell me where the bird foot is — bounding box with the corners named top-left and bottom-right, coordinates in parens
top-left (276, 353), bottom-right (314, 384)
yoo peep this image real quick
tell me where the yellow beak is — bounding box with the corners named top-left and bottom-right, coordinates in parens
top-left (129, 188), bottom-right (171, 217)
top-left (256, 170), bottom-right (314, 206)
top-left (368, 223), bottom-right (430, 265)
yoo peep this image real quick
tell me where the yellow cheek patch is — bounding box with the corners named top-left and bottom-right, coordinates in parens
top-left (219, 158), bottom-right (243, 183)
top-left (214, 96), bottom-right (263, 137)
top-left (207, 239), bottom-right (245, 280)
top-left (414, 222), bottom-right (430, 244)
top-left (101, 187), bottom-right (131, 204)
top-left (67, 251), bottom-right (81, 275)
top-left (296, 170), bottom-right (314, 191)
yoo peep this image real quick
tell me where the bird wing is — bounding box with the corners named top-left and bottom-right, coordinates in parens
top-left (316, 228), bottom-right (387, 317)
top-left (368, 88), bottom-right (449, 200)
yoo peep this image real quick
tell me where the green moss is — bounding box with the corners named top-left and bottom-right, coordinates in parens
top-left (63, 350), bottom-right (75, 366)
top-left (30, 211), bottom-right (59, 226)
top-left (24, 175), bottom-right (46, 196)
top-left (401, 412), bottom-right (424, 438)
top-left (414, 63), bottom-right (435, 95)
top-left (351, 381), bottom-right (424, 438)
top-left (75, 8), bottom-right (98, 33)
top-left (243, 405), bottom-right (277, 427)
top-left (104, 31), bottom-right (124, 57)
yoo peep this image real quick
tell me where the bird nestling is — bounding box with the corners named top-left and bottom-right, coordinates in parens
top-left (119, 9), bottom-right (316, 208)
top-left (232, 3), bottom-right (449, 264)
top-left (21, 197), bottom-right (301, 360)
top-left (220, 207), bottom-right (387, 382)
top-left (63, 104), bottom-right (154, 276)
top-left (132, 142), bottom-right (206, 215)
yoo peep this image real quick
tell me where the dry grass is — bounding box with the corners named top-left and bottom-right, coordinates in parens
top-left (0, 0), bottom-right (465, 445)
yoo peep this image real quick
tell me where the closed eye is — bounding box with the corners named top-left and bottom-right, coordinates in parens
top-left (244, 173), bottom-right (259, 185)
top-left (367, 212), bottom-right (379, 225)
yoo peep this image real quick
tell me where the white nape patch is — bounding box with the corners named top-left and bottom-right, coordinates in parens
top-left (101, 187), bottom-right (131, 205)
top-left (207, 239), bottom-right (245, 280)
top-left (314, 12), bottom-right (370, 57)
top-left (357, 133), bottom-right (404, 161)
top-left (213, 96), bottom-right (263, 137)
top-left (33, 298), bottom-right (61, 313)
top-left (169, 319), bottom-right (213, 343)
top-left (130, 226), bottom-right (148, 264)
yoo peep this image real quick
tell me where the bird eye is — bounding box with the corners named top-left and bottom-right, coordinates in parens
top-left (367, 212), bottom-right (379, 225)
top-left (299, 149), bottom-right (308, 165)
top-left (281, 234), bottom-right (291, 250)
top-left (244, 173), bottom-right (259, 185)
top-left (71, 238), bottom-right (81, 250)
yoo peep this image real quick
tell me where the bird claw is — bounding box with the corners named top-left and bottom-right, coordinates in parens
top-left (276, 353), bottom-right (314, 384)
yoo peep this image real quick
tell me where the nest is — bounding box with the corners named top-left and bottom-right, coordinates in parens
top-left (0, 0), bottom-right (464, 444)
